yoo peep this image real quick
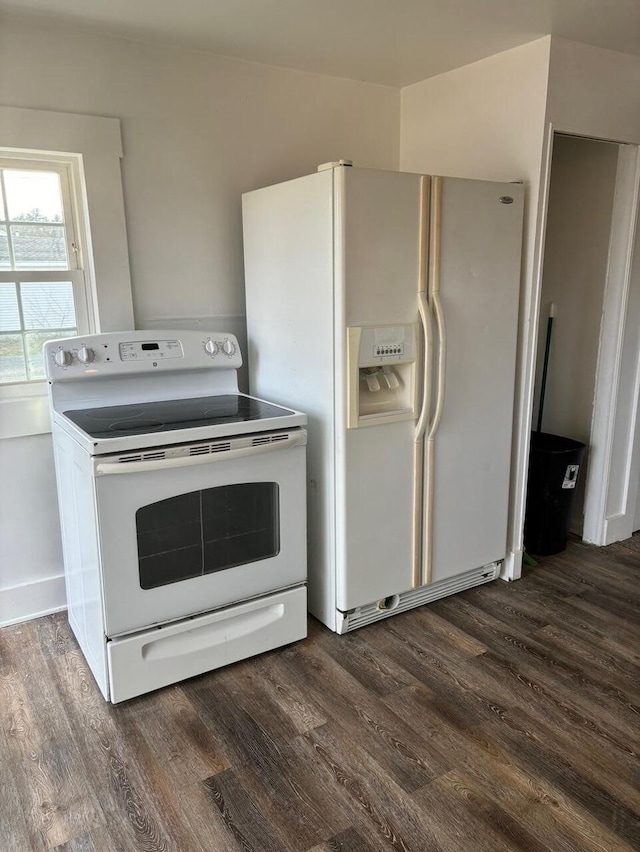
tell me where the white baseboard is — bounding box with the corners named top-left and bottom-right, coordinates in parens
top-left (603, 513), bottom-right (634, 546)
top-left (0, 574), bottom-right (67, 627)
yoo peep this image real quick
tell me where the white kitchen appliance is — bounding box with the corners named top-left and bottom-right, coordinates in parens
top-left (45, 330), bottom-right (307, 701)
top-left (243, 164), bottom-right (524, 632)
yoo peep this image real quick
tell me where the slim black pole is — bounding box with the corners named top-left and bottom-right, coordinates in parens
top-left (536, 303), bottom-right (555, 433)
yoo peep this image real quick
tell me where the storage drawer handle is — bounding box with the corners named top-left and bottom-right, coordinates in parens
top-left (141, 605), bottom-right (285, 661)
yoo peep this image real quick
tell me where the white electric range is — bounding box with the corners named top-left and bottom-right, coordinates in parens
top-left (45, 330), bottom-right (307, 703)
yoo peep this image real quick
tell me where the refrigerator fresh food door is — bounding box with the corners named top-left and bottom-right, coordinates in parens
top-left (424, 177), bottom-right (524, 584)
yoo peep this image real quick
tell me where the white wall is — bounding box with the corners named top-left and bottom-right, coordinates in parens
top-left (0, 435), bottom-right (65, 625)
top-left (547, 39), bottom-right (640, 144)
top-left (0, 16), bottom-right (400, 624)
top-left (0, 17), bottom-right (400, 326)
top-left (401, 38), bottom-right (552, 577)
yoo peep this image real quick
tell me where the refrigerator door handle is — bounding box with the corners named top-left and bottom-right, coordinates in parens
top-left (422, 175), bottom-right (446, 587)
top-left (415, 290), bottom-right (433, 441)
top-left (427, 289), bottom-right (447, 440)
top-left (427, 176), bottom-right (447, 441)
top-left (413, 174), bottom-right (431, 589)
top-left (423, 290), bottom-right (446, 587)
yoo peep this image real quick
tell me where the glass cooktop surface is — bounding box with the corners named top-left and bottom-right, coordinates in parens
top-left (64, 394), bottom-right (294, 439)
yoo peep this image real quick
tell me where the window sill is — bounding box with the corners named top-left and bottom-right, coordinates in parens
top-left (0, 391), bottom-right (51, 439)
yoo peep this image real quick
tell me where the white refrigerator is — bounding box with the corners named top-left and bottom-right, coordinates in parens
top-left (242, 163), bottom-right (524, 633)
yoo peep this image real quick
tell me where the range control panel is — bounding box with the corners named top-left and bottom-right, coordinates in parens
top-left (44, 330), bottom-right (243, 381)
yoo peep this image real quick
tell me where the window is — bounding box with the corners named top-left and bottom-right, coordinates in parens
top-left (0, 160), bottom-right (91, 384)
top-left (0, 105), bottom-right (133, 438)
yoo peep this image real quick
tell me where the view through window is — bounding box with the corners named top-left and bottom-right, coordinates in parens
top-left (0, 163), bottom-right (83, 383)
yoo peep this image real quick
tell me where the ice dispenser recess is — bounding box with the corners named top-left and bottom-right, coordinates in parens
top-left (347, 325), bottom-right (417, 429)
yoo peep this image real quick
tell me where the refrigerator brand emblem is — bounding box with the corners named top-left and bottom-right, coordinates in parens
top-left (499, 196), bottom-right (514, 204)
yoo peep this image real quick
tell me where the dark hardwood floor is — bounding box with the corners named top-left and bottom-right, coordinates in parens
top-left (1, 538), bottom-right (639, 852)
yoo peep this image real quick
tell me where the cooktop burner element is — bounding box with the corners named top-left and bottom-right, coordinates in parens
top-left (110, 419), bottom-right (165, 433)
top-left (64, 394), bottom-right (294, 439)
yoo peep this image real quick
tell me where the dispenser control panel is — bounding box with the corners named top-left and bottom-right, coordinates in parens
top-left (373, 342), bottom-right (404, 358)
top-left (357, 325), bottom-right (415, 367)
top-left (347, 324), bottom-right (417, 429)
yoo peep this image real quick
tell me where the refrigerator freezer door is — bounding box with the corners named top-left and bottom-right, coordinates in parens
top-left (339, 420), bottom-right (417, 609)
top-left (337, 168), bottom-right (423, 610)
top-left (342, 167), bottom-right (423, 327)
top-left (425, 178), bottom-right (524, 583)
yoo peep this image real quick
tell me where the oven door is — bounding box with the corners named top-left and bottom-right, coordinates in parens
top-left (92, 430), bottom-right (307, 636)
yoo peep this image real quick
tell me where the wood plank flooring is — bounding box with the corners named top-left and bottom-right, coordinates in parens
top-left (1, 537), bottom-right (638, 852)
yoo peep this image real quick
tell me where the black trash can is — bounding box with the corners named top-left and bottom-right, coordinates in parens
top-left (524, 431), bottom-right (586, 556)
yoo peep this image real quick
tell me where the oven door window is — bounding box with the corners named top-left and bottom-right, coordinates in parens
top-left (136, 482), bottom-right (280, 589)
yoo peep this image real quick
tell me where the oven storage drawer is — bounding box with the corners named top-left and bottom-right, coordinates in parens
top-left (107, 586), bottom-right (306, 703)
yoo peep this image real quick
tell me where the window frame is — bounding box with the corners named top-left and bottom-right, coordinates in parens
top-left (0, 106), bottom-right (134, 435)
top-left (0, 156), bottom-right (92, 386)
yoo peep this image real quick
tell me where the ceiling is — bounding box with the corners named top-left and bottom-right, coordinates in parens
top-left (2, 0), bottom-right (640, 87)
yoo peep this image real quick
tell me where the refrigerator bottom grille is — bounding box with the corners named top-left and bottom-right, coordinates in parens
top-left (336, 562), bottom-right (501, 634)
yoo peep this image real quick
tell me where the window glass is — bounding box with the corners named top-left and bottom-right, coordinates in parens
top-left (4, 170), bottom-right (65, 223)
top-left (11, 223), bottom-right (68, 269)
top-left (0, 334), bottom-right (26, 383)
top-left (136, 483), bottom-right (280, 590)
top-left (21, 282), bottom-right (76, 329)
top-left (0, 283), bottom-right (20, 331)
top-left (0, 282), bottom-right (77, 380)
top-left (0, 226), bottom-right (9, 269)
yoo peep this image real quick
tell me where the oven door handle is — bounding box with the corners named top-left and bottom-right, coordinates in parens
top-left (94, 432), bottom-right (306, 476)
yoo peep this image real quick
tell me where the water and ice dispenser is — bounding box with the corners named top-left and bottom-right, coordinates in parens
top-left (347, 325), bottom-right (417, 428)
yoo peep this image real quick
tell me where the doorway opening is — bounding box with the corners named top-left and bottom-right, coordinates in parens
top-left (529, 132), bottom-right (640, 550)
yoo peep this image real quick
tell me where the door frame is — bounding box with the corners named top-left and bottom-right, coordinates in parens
top-left (583, 143), bottom-right (640, 544)
top-left (504, 125), bottom-right (640, 581)
top-left (502, 122), bottom-right (556, 581)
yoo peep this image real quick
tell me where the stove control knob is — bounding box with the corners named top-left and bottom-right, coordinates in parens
top-left (222, 338), bottom-right (236, 356)
top-left (204, 340), bottom-right (219, 356)
top-left (77, 346), bottom-right (96, 364)
top-left (54, 349), bottom-right (73, 367)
